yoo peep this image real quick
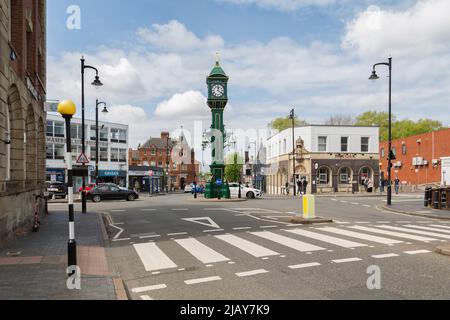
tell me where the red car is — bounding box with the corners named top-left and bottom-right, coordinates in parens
top-left (79, 184), bottom-right (97, 193)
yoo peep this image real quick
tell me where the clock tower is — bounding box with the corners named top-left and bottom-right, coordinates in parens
top-left (205, 57), bottom-right (231, 199)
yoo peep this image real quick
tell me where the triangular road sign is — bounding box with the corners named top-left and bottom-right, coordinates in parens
top-left (76, 152), bottom-right (90, 164)
top-left (182, 217), bottom-right (221, 229)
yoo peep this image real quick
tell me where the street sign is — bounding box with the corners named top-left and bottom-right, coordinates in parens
top-left (216, 179), bottom-right (222, 186)
top-left (76, 153), bottom-right (90, 164)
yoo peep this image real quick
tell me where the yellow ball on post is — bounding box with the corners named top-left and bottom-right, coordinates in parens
top-left (57, 100), bottom-right (77, 117)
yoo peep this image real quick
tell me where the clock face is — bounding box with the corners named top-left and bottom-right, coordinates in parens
top-left (211, 84), bottom-right (225, 98)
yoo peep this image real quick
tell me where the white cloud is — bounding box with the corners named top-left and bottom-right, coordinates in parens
top-left (218, 0), bottom-right (338, 11)
top-left (342, 0), bottom-right (450, 58)
top-left (155, 91), bottom-right (209, 119)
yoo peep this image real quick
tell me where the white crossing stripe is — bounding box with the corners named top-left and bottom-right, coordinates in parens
top-left (236, 269), bottom-right (269, 277)
top-left (250, 231), bottom-right (325, 252)
top-left (403, 225), bottom-right (450, 234)
top-left (404, 250), bottom-right (432, 255)
top-left (185, 276), bottom-right (221, 285)
top-left (348, 226), bottom-right (437, 242)
top-left (140, 295), bottom-right (153, 300)
top-left (334, 221), bottom-right (350, 224)
top-left (430, 224), bottom-right (450, 230)
top-left (134, 243), bottom-right (178, 272)
top-left (233, 227), bottom-right (252, 231)
top-left (285, 229), bottom-right (367, 248)
top-left (174, 238), bottom-right (230, 264)
top-left (167, 232), bottom-right (188, 236)
top-left (378, 225), bottom-right (450, 240)
top-left (332, 258), bottom-right (363, 263)
top-left (288, 262), bottom-right (321, 269)
top-left (132, 284), bottom-right (167, 293)
top-left (141, 209), bottom-right (156, 211)
top-left (215, 234), bottom-right (279, 258)
top-left (372, 253), bottom-right (399, 259)
top-left (317, 227), bottom-right (403, 245)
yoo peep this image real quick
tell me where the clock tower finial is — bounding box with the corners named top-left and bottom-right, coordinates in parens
top-left (215, 52), bottom-right (220, 66)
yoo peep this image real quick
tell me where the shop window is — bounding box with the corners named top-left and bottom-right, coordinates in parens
top-left (339, 167), bottom-right (352, 184)
top-left (318, 167), bottom-right (330, 185)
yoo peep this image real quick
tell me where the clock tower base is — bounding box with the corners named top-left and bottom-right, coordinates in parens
top-left (204, 163), bottom-right (230, 199)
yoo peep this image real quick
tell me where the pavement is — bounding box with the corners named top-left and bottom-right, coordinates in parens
top-left (0, 209), bottom-right (117, 300)
top-left (381, 202), bottom-right (450, 220)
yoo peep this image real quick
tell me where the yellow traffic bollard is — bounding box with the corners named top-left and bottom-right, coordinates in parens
top-left (303, 195), bottom-right (316, 219)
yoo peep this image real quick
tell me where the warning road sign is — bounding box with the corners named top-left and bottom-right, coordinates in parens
top-left (76, 153), bottom-right (90, 164)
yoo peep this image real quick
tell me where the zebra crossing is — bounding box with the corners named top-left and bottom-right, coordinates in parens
top-left (130, 222), bottom-right (448, 275)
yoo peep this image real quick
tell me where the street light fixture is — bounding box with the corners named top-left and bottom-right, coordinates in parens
top-left (289, 109), bottom-right (296, 196)
top-left (95, 100), bottom-right (108, 184)
top-left (369, 57), bottom-right (393, 205)
top-left (57, 100), bottom-right (77, 276)
top-left (81, 56), bottom-right (103, 214)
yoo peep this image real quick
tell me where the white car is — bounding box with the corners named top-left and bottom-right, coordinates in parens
top-left (184, 185), bottom-right (193, 193)
top-left (229, 183), bottom-right (262, 199)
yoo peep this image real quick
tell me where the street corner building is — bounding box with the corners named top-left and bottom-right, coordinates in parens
top-left (264, 125), bottom-right (381, 195)
top-left (0, 0), bottom-right (47, 242)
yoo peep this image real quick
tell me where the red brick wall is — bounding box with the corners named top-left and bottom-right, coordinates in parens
top-left (380, 128), bottom-right (450, 185)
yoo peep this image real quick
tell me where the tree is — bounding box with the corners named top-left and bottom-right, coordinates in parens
top-left (224, 152), bottom-right (244, 183)
top-left (324, 114), bottom-right (355, 126)
top-left (269, 116), bottom-right (308, 132)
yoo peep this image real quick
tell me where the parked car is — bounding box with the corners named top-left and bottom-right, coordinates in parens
top-left (45, 181), bottom-right (68, 199)
top-left (191, 184), bottom-right (205, 194)
top-left (229, 183), bottom-right (262, 199)
top-left (87, 184), bottom-right (139, 203)
top-left (184, 184), bottom-right (193, 193)
top-left (79, 183), bottom-right (97, 193)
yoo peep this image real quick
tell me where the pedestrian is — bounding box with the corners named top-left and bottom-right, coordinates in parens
top-left (302, 178), bottom-right (309, 195)
top-left (297, 179), bottom-right (302, 195)
top-left (367, 178), bottom-right (373, 193)
top-left (380, 178), bottom-right (385, 193)
top-left (362, 177), bottom-right (368, 192)
top-left (394, 177), bottom-right (400, 195)
top-left (285, 182), bottom-right (290, 195)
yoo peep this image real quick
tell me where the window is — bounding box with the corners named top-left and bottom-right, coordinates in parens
top-left (110, 148), bottom-right (127, 162)
top-left (151, 161), bottom-right (156, 166)
top-left (54, 122), bottom-right (65, 137)
top-left (46, 121), bottom-right (53, 137)
top-left (119, 149), bottom-right (127, 162)
top-left (341, 137), bottom-right (348, 152)
top-left (110, 128), bottom-right (120, 143)
top-left (392, 147), bottom-right (397, 157)
top-left (173, 162), bottom-right (177, 169)
top-left (100, 127), bottom-right (108, 142)
top-left (100, 147), bottom-right (108, 162)
top-left (54, 144), bottom-right (65, 160)
top-left (46, 144), bottom-right (54, 159)
top-left (151, 148), bottom-right (156, 156)
top-left (381, 148), bottom-right (385, 158)
top-left (91, 148), bottom-right (97, 161)
top-left (159, 149), bottom-right (163, 156)
top-left (158, 161), bottom-right (163, 167)
top-left (110, 148), bottom-right (118, 162)
top-left (71, 145), bottom-right (82, 162)
top-left (118, 129), bottom-right (127, 143)
top-left (339, 167), bottom-right (351, 184)
top-left (402, 144), bottom-right (407, 155)
top-left (318, 136), bottom-right (327, 152)
top-left (90, 126), bottom-right (97, 141)
top-left (71, 124), bottom-right (82, 140)
top-left (318, 167), bottom-right (330, 185)
top-left (283, 139), bottom-right (287, 154)
top-left (361, 137), bottom-right (370, 152)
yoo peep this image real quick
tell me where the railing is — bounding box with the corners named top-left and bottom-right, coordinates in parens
top-left (425, 187), bottom-right (450, 210)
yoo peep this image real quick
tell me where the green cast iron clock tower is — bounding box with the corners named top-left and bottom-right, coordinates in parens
top-left (205, 57), bottom-right (231, 199)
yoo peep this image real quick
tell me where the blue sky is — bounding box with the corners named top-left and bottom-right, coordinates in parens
top-left (46, 0), bottom-right (450, 152)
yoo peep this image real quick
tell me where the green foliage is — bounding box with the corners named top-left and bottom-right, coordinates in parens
top-left (269, 116), bottom-right (308, 132)
top-left (355, 111), bottom-right (444, 141)
top-left (224, 152), bottom-right (243, 183)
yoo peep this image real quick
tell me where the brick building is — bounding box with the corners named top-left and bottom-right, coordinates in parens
top-left (129, 132), bottom-right (199, 191)
top-left (0, 1), bottom-right (47, 242)
top-left (379, 128), bottom-right (450, 186)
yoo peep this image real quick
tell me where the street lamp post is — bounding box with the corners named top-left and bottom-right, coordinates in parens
top-left (369, 57), bottom-right (393, 206)
top-left (81, 56), bottom-right (103, 213)
top-left (57, 100), bottom-right (77, 276)
top-left (289, 109), bottom-right (296, 196)
top-left (95, 100), bottom-right (108, 184)
top-left (194, 175), bottom-right (198, 199)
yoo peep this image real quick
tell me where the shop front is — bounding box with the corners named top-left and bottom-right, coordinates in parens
top-left (46, 168), bottom-right (65, 183)
top-left (128, 166), bottom-right (164, 193)
top-left (96, 170), bottom-right (128, 187)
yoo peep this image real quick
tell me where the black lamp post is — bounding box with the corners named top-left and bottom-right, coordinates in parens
top-left (81, 56), bottom-right (103, 213)
top-left (95, 99), bottom-right (108, 184)
top-left (289, 109), bottom-right (296, 196)
top-left (369, 57), bottom-right (394, 206)
top-left (194, 175), bottom-right (198, 199)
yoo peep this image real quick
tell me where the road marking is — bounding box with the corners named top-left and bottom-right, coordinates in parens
top-left (183, 217), bottom-right (221, 229)
top-left (174, 238), bottom-right (230, 264)
top-left (131, 284), bottom-right (167, 293)
top-left (203, 229), bottom-right (224, 233)
top-left (331, 199), bottom-right (338, 201)
top-left (334, 221), bottom-right (350, 224)
top-left (377, 225), bottom-right (450, 239)
top-left (430, 225), bottom-right (450, 230)
top-left (262, 257), bottom-right (269, 260)
top-left (355, 222), bottom-right (371, 224)
top-left (372, 253), bottom-right (399, 259)
top-left (112, 238), bottom-right (131, 242)
top-left (285, 229), bottom-right (367, 248)
top-left (141, 209), bottom-right (156, 212)
top-left (285, 212), bottom-right (298, 215)
top-left (152, 271), bottom-right (161, 275)
top-left (172, 209), bottom-right (188, 211)
top-left (236, 269), bottom-right (269, 278)
top-left (362, 205), bottom-right (371, 208)
top-left (250, 231), bottom-right (325, 252)
top-left (340, 201), bottom-right (348, 203)
top-left (332, 258), bottom-right (363, 264)
top-left (206, 264), bottom-right (214, 267)
top-left (139, 235), bottom-right (161, 239)
top-left (111, 210), bottom-right (126, 212)
top-left (289, 262), bottom-right (321, 269)
top-left (215, 234), bottom-right (279, 258)
top-left (403, 225), bottom-right (450, 234)
top-left (133, 243), bottom-right (177, 272)
top-left (351, 202), bottom-right (360, 205)
top-left (233, 227), bottom-right (252, 231)
top-left (228, 261), bottom-right (236, 265)
top-left (376, 221), bottom-right (390, 224)
top-left (178, 268), bottom-right (185, 271)
top-left (167, 232), bottom-right (188, 236)
top-left (260, 225), bottom-right (278, 229)
top-left (396, 221), bottom-right (412, 224)
top-left (416, 221), bottom-right (433, 224)
top-left (318, 227), bottom-right (403, 245)
top-left (185, 276), bottom-right (221, 285)
top-left (140, 295), bottom-right (153, 300)
top-left (348, 225), bottom-right (437, 242)
top-left (109, 223), bottom-right (125, 240)
top-left (404, 250), bottom-right (432, 255)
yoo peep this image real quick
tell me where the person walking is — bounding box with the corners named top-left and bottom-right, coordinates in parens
top-left (297, 179), bottom-right (302, 195)
top-left (302, 178), bottom-right (309, 195)
top-left (367, 178), bottom-right (374, 193)
top-left (394, 177), bottom-right (400, 195)
top-left (380, 177), bottom-right (385, 193)
top-left (285, 182), bottom-right (290, 195)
